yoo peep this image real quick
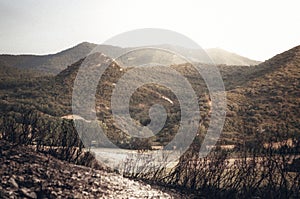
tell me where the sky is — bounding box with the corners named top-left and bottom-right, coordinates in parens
top-left (0, 0), bottom-right (299, 61)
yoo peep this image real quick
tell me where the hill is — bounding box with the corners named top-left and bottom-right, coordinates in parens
top-left (0, 42), bottom-right (97, 74)
top-left (0, 44), bottom-right (299, 198)
top-left (0, 45), bottom-right (299, 149)
top-left (223, 45), bottom-right (300, 146)
top-left (0, 42), bottom-right (261, 75)
top-left (150, 44), bottom-right (261, 66)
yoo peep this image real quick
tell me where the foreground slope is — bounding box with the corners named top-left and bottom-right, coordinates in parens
top-left (0, 140), bottom-right (185, 198)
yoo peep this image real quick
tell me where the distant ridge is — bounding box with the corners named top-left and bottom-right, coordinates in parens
top-left (0, 42), bottom-right (261, 75)
top-left (0, 42), bottom-right (97, 74)
top-left (206, 48), bottom-right (261, 66)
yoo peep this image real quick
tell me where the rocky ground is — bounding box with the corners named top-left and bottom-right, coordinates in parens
top-left (0, 140), bottom-right (190, 198)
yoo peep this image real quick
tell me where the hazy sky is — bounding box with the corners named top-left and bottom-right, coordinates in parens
top-left (0, 0), bottom-right (299, 61)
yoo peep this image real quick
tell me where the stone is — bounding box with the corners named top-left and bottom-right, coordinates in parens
top-left (20, 188), bottom-right (37, 199)
top-left (8, 177), bottom-right (18, 189)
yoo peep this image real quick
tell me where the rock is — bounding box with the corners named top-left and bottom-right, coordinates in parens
top-left (32, 176), bottom-right (41, 184)
top-left (8, 177), bottom-right (18, 189)
top-left (51, 190), bottom-right (58, 197)
top-left (82, 191), bottom-right (89, 196)
top-left (146, 184), bottom-right (151, 190)
top-left (20, 188), bottom-right (37, 199)
top-left (91, 188), bottom-right (98, 192)
top-left (17, 176), bottom-right (24, 182)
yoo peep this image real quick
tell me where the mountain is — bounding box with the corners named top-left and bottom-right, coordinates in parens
top-left (0, 42), bottom-right (97, 74)
top-left (145, 44), bottom-right (261, 66)
top-left (0, 42), bottom-right (261, 75)
top-left (0, 44), bottom-right (299, 149)
top-left (0, 45), bottom-right (299, 198)
top-left (206, 48), bottom-right (261, 66)
top-left (223, 45), bottom-right (300, 146)
top-left (0, 52), bottom-right (210, 149)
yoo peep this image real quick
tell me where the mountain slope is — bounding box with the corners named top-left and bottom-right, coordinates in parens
top-left (224, 45), bottom-right (300, 145)
top-left (0, 44), bottom-right (299, 149)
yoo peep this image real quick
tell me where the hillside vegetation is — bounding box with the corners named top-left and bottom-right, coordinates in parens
top-left (0, 46), bottom-right (299, 149)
